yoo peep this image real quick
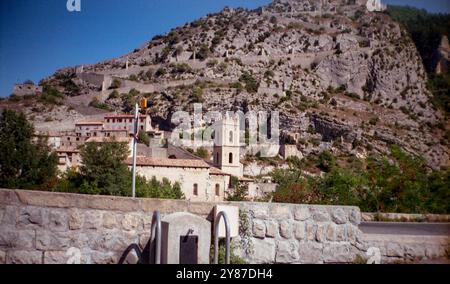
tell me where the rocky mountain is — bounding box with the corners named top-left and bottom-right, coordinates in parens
top-left (3, 0), bottom-right (449, 169)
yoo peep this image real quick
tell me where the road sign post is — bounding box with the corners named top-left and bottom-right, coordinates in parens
top-left (132, 102), bottom-right (139, 198)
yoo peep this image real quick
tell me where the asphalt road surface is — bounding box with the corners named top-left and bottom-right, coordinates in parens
top-left (359, 222), bottom-right (450, 236)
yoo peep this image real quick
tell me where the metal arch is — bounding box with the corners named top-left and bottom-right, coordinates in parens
top-left (150, 211), bottom-right (161, 264)
top-left (213, 211), bottom-right (231, 264)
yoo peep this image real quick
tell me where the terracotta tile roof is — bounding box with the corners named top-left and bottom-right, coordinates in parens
top-left (104, 114), bottom-right (148, 119)
top-left (86, 137), bottom-right (132, 143)
top-left (75, 121), bottom-right (104, 126)
top-left (209, 167), bottom-right (231, 176)
top-left (127, 157), bottom-right (210, 169)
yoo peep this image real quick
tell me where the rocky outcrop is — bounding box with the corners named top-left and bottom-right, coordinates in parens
top-left (9, 0), bottom-right (447, 169)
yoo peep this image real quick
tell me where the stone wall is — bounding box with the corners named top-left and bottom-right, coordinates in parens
top-left (234, 202), bottom-right (364, 264)
top-left (0, 189), bottom-right (214, 264)
top-left (0, 188), bottom-right (448, 264)
top-left (362, 234), bottom-right (449, 264)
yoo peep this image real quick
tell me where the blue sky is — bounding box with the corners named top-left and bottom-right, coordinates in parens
top-left (0, 0), bottom-right (449, 97)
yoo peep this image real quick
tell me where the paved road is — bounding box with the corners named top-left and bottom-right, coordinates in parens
top-left (360, 222), bottom-right (450, 236)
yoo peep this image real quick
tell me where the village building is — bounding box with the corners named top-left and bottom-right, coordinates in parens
top-left (104, 114), bottom-right (153, 136)
top-left (75, 121), bottom-right (104, 137)
top-left (128, 157), bottom-right (230, 202)
top-left (52, 111), bottom-right (277, 202)
top-left (57, 147), bottom-right (81, 173)
top-left (12, 83), bottom-right (43, 97)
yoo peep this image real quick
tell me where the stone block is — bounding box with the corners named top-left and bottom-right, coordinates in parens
top-left (346, 224), bottom-right (361, 244)
top-left (326, 223), bottom-right (336, 241)
top-left (36, 230), bottom-right (71, 251)
top-left (310, 207), bottom-right (330, 222)
top-left (44, 251), bottom-right (70, 264)
top-left (425, 245), bottom-right (445, 259)
top-left (279, 221), bottom-right (292, 239)
top-left (405, 244), bottom-right (426, 259)
top-left (0, 226), bottom-right (35, 249)
top-left (315, 223), bottom-right (327, 243)
top-left (265, 221), bottom-right (277, 238)
top-left (68, 209), bottom-right (83, 230)
top-left (253, 220), bottom-right (266, 239)
top-left (92, 230), bottom-right (138, 252)
top-left (298, 242), bottom-right (323, 264)
top-left (270, 205), bottom-right (292, 220)
top-left (2, 206), bottom-right (17, 225)
top-left (306, 222), bottom-right (317, 241)
top-left (70, 232), bottom-right (97, 249)
top-left (323, 243), bottom-right (354, 263)
top-left (121, 213), bottom-right (143, 231)
top-left (335, 225), bottom-right (347, 242)
top-left (17, 206), bottom-right (45, 228)
top-left (294, 222), bottom-right (306, 240)
top-left (103, 213), bottom-right (118, 229)
top-left (349, 208), bottom-right (361, 225)
top-left (187, 203), bottom-right (212, 216)
top-left (90, 251), bottom-right (118, 264)
top-left (6, 250), bottom-right (43, 264)
top-left (48, 210), bottom-right (69, 232)
top-left (386, 243), bottom-right (404, 257)
top-left (250, 205), bottom-right (269, 219)
top-left (331, 208), bottom-right (348, 224)
top-left (294, 207), bottom-right (310, 221)
top-left (83, 210), bottom-right (102, 230)
top-left (0, 189), bottom-right (20, 205)
top-left (276, 240), bottom-right (299, 263)
top-left (251, 238), bottom-right (275, 264)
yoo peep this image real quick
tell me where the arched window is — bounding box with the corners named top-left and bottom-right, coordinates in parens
top-left (215, 184), bottom-right (220, 196)
top-left (229, 153), bottom-right (233, 164)
top-left (193, 184), bottom-right (198, 196)
top-left (229, 131), bottom-right (233, 143)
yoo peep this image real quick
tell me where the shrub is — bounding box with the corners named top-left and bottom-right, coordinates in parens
top-left (110, 79), bottom-right (122, 89)
top-left (155, 67), bottom-right (167, 77)
top-left (239, 71), bottom-right (260, 93)
top-left (108, 90), bottom-right (120, 100)
top-left (89, 98), bottom-right (111, 110)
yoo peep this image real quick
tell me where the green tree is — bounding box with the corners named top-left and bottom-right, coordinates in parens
top-left (0, 109), bottom-right (58, 190)
top-left (136, 176), bottom-right (184, 199)
top-left (138, 131), bottom-right (150, 146)
top-left (226, 176), bottom-right (248, 201)
top-left (78, 139), bottom-right (131, 196)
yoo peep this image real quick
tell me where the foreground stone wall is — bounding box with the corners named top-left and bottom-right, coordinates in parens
top-left (235, 203), bottom-right (364, 264)
top-left (0, 189), bottom-right (214, 264)
top-left (0, 188), bottom-right (448, 264)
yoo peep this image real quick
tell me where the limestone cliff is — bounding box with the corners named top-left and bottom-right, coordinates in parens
top-left (5, 0), bottom-right (449, 169)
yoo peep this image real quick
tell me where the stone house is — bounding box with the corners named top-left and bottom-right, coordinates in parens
top-left (12, 84), bottom-right (43, 97)
top-left (104, 114), bottom-right (153, 136)
top-left (57, 147), bottom-right (81, 173)
top-left (75, 121), bottom-right (104, 137)
top-left (128, 157), bottom-right (231, 202)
